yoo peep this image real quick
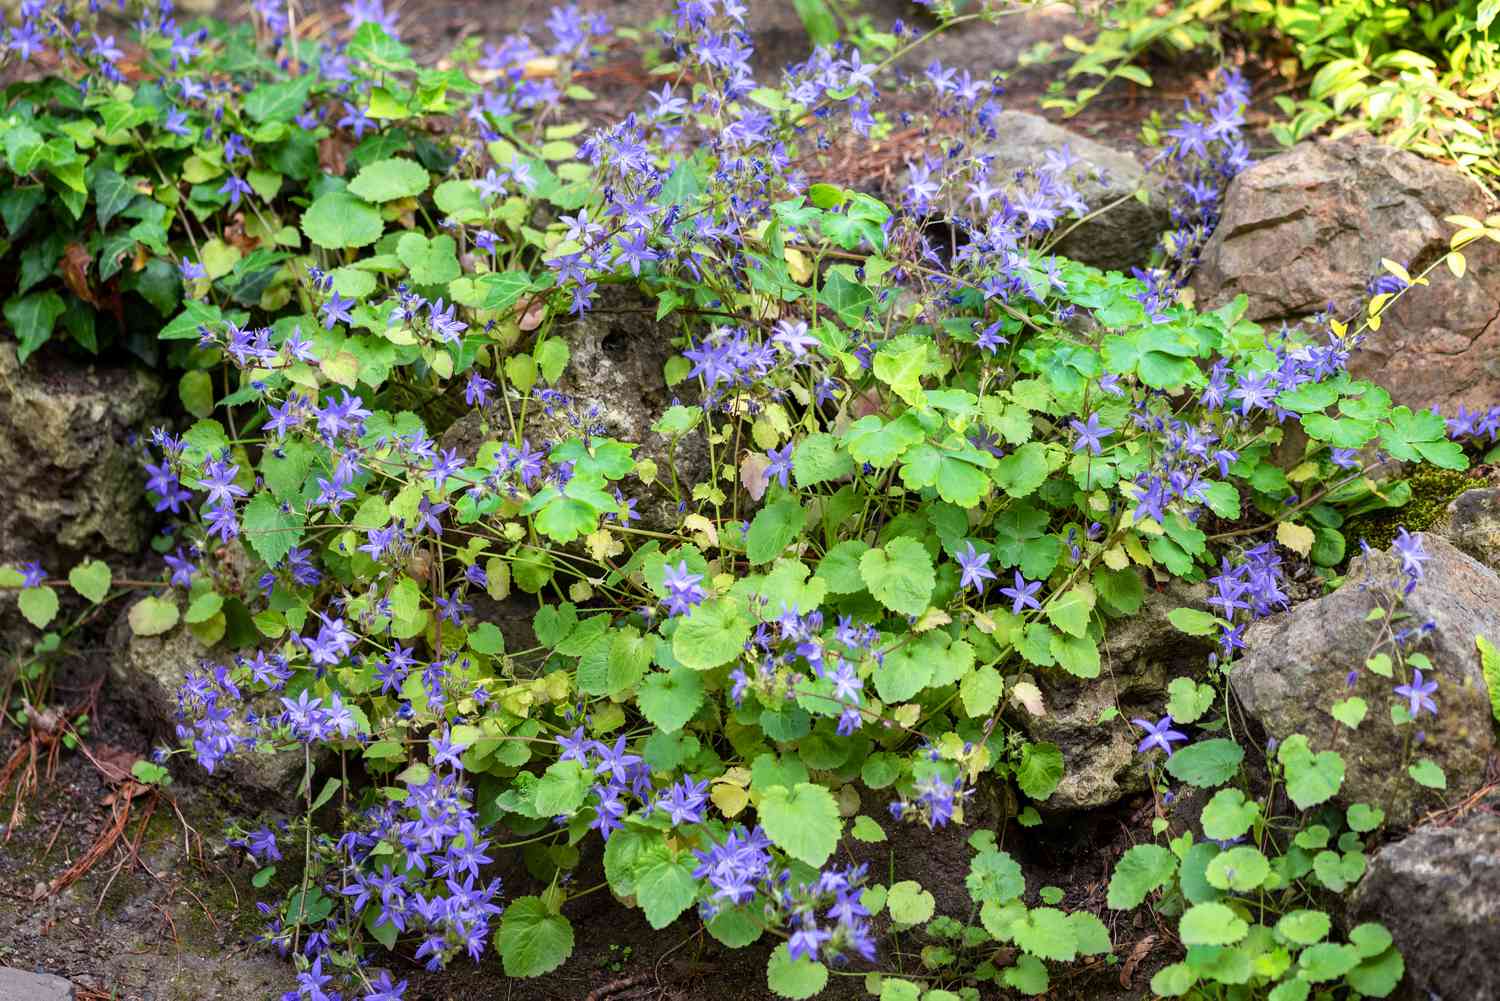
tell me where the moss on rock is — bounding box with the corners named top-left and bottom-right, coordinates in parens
top-left (1343, 463), bottom-right (1484, 555)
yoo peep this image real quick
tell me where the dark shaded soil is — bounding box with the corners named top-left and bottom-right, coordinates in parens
top-left (1, 650), bottom-right (1172, 1001)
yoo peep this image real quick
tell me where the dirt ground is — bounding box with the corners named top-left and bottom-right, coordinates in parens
top-left (0, 676), bottom-right (1171, 1001)
top-left (0, 1), bottom-right (1276, 998)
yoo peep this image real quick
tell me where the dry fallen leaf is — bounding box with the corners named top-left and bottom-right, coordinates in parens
top-left (318, 135), bottom-right (349, 177)
top-left (1121, 933), bottom-right (1159, 989)
top-left (91, 744), bottom-right (142, 786)
top-left (61, 242), bottom-right (99, 306)
top-left (740, 453), bottom-right (770, 502)
top-left (517, 296), bottom-right (548, 331)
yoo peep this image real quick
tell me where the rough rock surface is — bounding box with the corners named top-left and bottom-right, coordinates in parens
top-left (108, 614), bottom-right (304, 802)
top-left (441, 285), bottom-right (708, 533)
top-left (1190, 138), bottom-right (1500, 412)
top-left (1017, 582), bottom-right (1215, 811)
top-left (970, 111), bottom-right (1169, 272)
top-left (1232, 534), bottom-right (1497, 829)
top-left (0, 345), bottom-right (161, 641)
top-left (1348, 807), bottom-right (1500, 1001)
top-left (0, 967), bottom-right (74, 1001)
top-left (1436, 486), bottom-right (1500, 573)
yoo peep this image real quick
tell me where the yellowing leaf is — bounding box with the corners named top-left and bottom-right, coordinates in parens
top-left (1276, 521), bottom-right (1315, 557)
top-left (784, 246), bottom-right (812, 284)
top-left (1010, 680), bottom-right (1046, 717)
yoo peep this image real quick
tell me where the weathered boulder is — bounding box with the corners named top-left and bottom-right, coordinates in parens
top-left (109, 614), bottom-right (304, 802)
top-left (1435, 486), bottom-right (1500, 573)
top-left (1348, 807), bottom-right (1500, 1001)
top-left (1231, 534), bottom-right (1497, 829)
top-left (1190, 138), bottom-right (1500, 412)
top-left (1016, 582), bottom-right (1215, 811)
top-left (441, 285), bottom-right (708, 533)
top-left (972, 111), bottom-right (1170, 272)
top-left (0, 968), bottom-right (74, 1001)
top-left (0, 344), bottom-right (161, 569)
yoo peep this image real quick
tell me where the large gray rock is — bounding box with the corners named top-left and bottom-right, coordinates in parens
top-left (973, 111), bottom-right (1170, 272)
top-left (0, 343), bottom-right (161, 569)
top-left (1191, 138), bottom-right (1500, 413)
top-left (0, 344), bottom-right (161, 644)
top-left (1016, 581), bottom-right (1215, 811)
top-left (108, 616), bottom-right (305, 803)
top-left (0, 967), bottom-right (74, 1001)
top-left (1231, 534), bottom-right (1497, 829)
top-left (1348, 808), bottom-right (1500, 1001)
top-left (1436, 486), bottom-right (1500, 573)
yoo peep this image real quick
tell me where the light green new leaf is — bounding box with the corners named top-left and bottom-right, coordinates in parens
top-left (1278, 734), bottom-right (1346, 808)
top-left (397, 232), bottom-right (461, 285)
top-left (1165, 738), bottom-right (1243, 788)
top-left (1200, 788), bottom-right (1259, 841)
top-left (18, 585), bottom-right (59, 629)
top-left (242, 491), bottom-right (306, 567)
top-left (1044, 584), bottom-right (1095, 638)
top-left (1107, 844), bottom-right (1177, 910)
top-left (766, 944), bottom-right (828, 1000)
top-left (1275, 909), bottom-right (1331, 946)
top-left (636, 668), bottom-right (704, 733)
top-left (1478, 635), bottom-right (1500, 724)
top-left (1011, 907), bottom-right (1077, 962)
top-left (792, 433), bottom-right (853, 487)
top-left (1166, 677), bottom-right (1215, 724)
top-left (860, 537), bottom-right (935, 617)
top-left (348, 157), bottom-right (430, 202)
top-left (1407, 758), bottom-right (1446, 789)
top-left (1016, 741), bottom-right (1064, 800)
top-left (967, 848), bottom-right (1025, 905)
top-left (497, 896), bottom-right (574, 977)
top-left (533, 760), bottom-right (591, 817)
top-left (1167, 607), bottom-right (1221, 636)
top-left (178, 370), bottom-right (215, 418)
top-left (128, 595), bottom-right (179, 636)
top-left (301, 192), bottom-right (383, 249)
top-left (634, 845), bottom-right (699, 929)
top-left (747, 497), bottom-right (806, 566)
top-left (672, 597), bottom-right (749, 670)
top-left (758, 783), bottom-right (840, 867)
top-left (887, 880), bottom-right (935, 925)
top-left (1179, 902), bottom-right (1248, 946)
top-left (68, 560), bottom-right (111, 603)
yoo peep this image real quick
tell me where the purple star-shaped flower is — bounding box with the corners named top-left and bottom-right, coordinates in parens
top-left (320, 291), bottom-right (356, 329)
top-left (1069, 412), bottom-right (1114, 455)
top-left (956, 542), bottom-right (997, 595)
top-left (1393, 668), bottom-right (1438, 719)
top-left (999, 570), bottom-right (1042, 614)
top-left (430, 725), bottom-right (471, 771)
top-left (1132, 715), bottom-right (1188, 756)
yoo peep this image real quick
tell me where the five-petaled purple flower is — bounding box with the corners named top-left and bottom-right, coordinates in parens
top-left (320, 291), bottom-right (356, 329)
top-left (999, 570), bottom-right (1042, 614)
top-left (956, 542), bottom-right (997, 595)
top-left (1394, 668), bottom-right (1438, 719)
top-left (1069, 412), bottom-right (1114, 455)
top-left (1132, 715), bottom-right (1189, 756)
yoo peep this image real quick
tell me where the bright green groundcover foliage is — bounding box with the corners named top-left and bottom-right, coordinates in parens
top-left (3, 1), bottom-right (1499, 999)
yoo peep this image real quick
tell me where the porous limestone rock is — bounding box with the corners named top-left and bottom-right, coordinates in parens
top-left (1348, 806), bottom-right (1500, 1001)
top-left (1191, 138), bottom-right (1500, 413)
top-left (1231, 534), bottom-right (1497, 829)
